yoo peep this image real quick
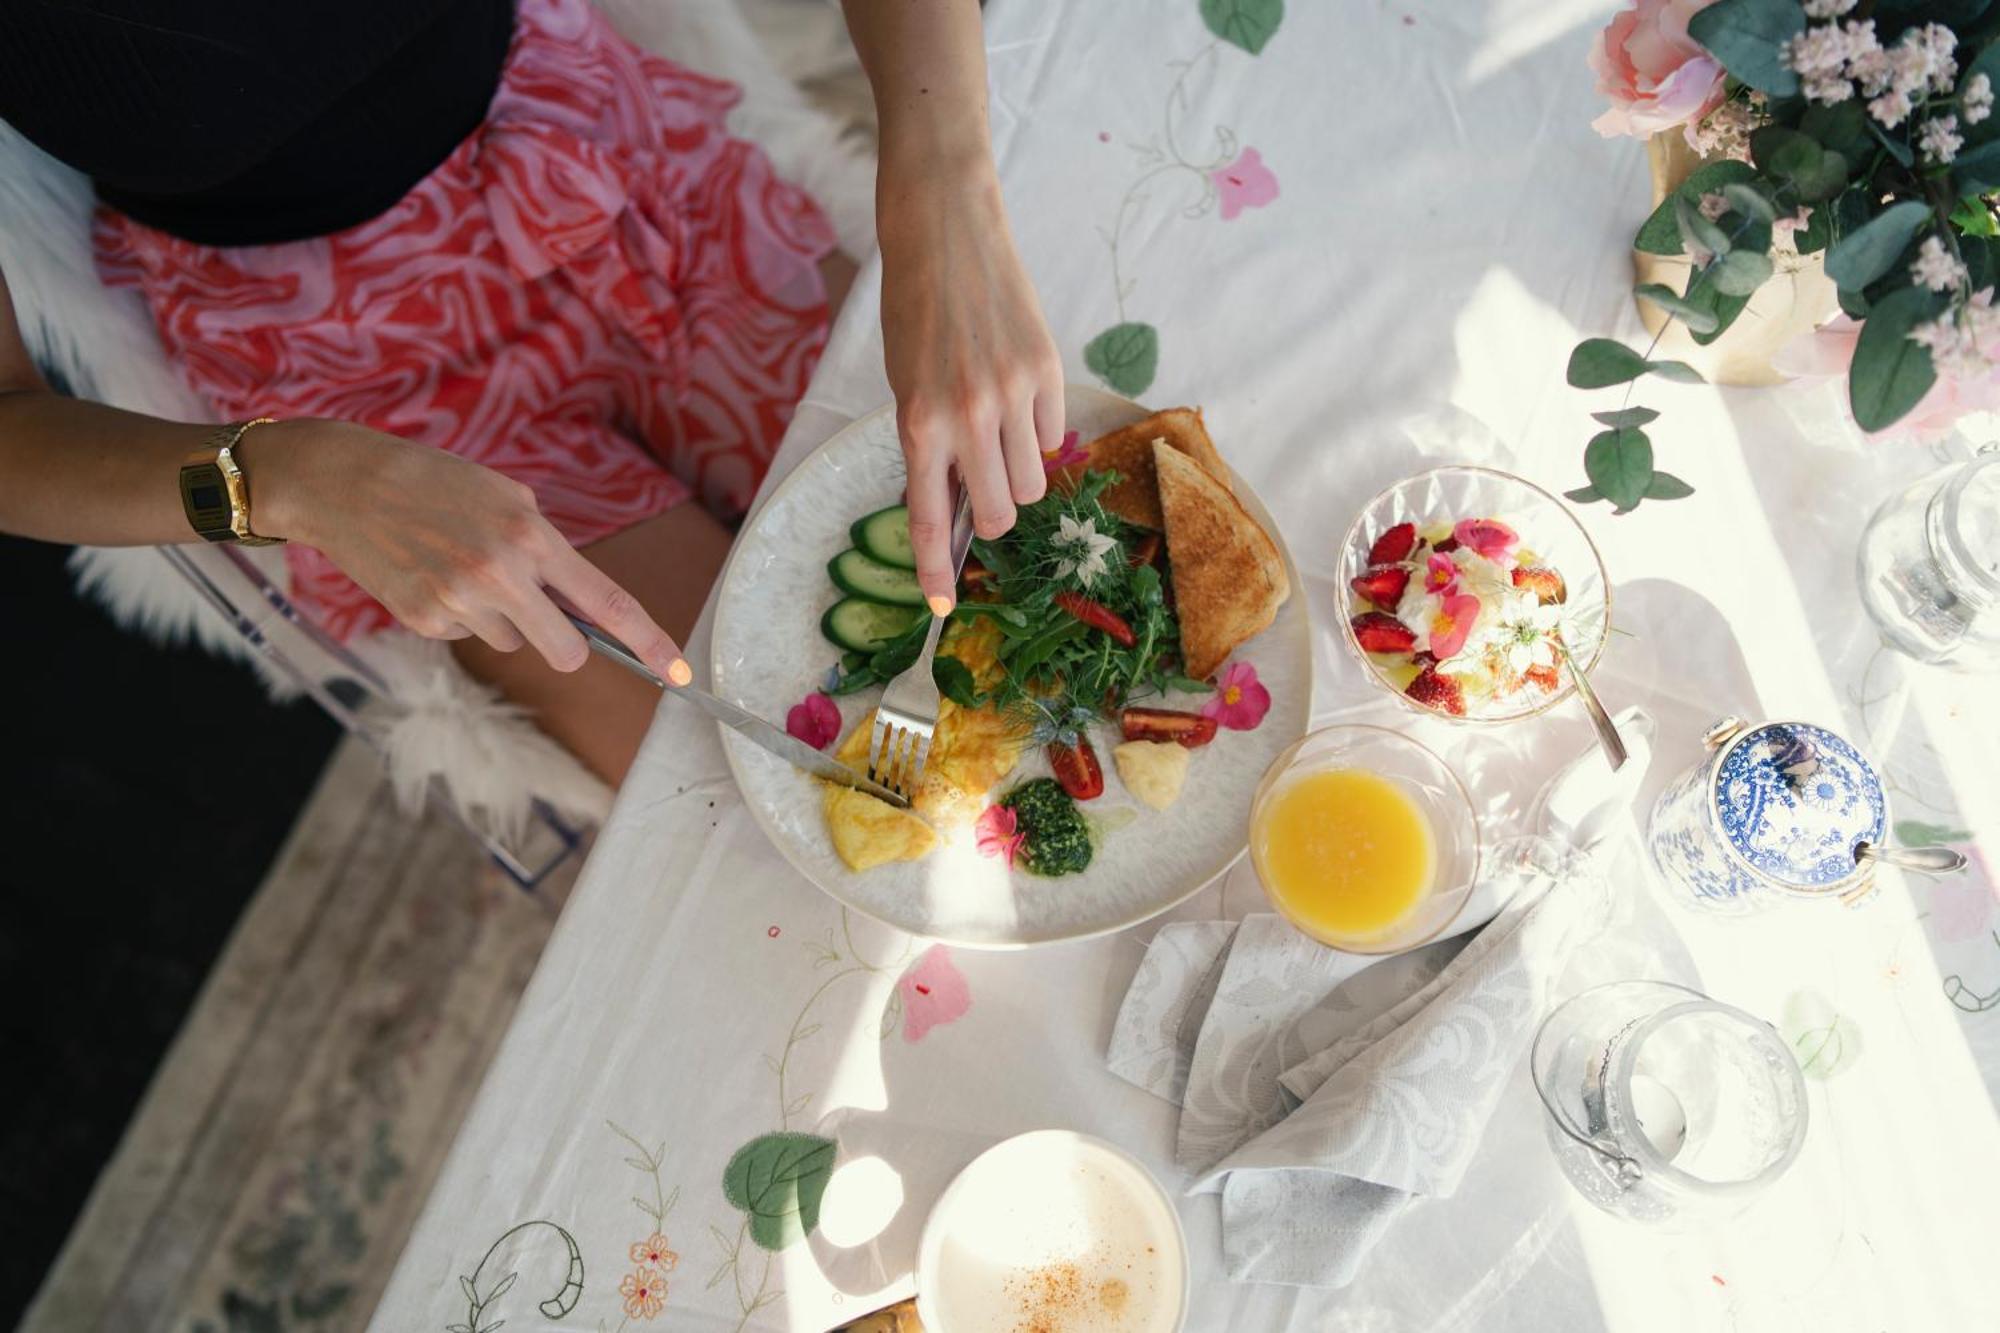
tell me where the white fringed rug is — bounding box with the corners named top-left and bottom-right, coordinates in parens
top-left (21, 741), bottom-right (579, 1333)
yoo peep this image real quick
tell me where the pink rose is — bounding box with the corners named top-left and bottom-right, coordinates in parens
top-left (1772, 317), bottom-right (2000, 440)
top-left (1589, 0), bottom-right (1728, 139)
top-left (1210, 148), bottom-right (1280, 221)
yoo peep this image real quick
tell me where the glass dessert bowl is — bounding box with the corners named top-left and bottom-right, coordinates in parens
top-left (1339, 465), bottom-right (1612, 724)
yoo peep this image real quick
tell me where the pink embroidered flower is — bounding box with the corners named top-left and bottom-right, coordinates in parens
top-left (1211, 148), bottom-right (1279, 221)
top-left (899, 944), bottom-right (971, 1041)
top-left (1425, 552), bottom-right (1460, 593)
top-left (1588, 0), bottom-right (1727, 139)
top-left (629, 1233), bottom-right (679, 1270)
top-left (1041, 428), bottom-right (1087, 472)
top-left (1428, 592), bottom-right (1483, 660)
top-left (620, 1267), bottom-right (669, 1319)
top-left (786, 691), bottom-right (841, 750)
top-left (974, 804), bottom-right (1025, 868)
top-left (1452, 517), bottom-right (1519, 562)
top-left (1201, 661), bottom-right (1272, 730)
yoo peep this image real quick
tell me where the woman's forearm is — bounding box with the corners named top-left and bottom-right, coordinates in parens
top-left (0, 389), bottom-right (318, 547)
top-left (842, 0), bottom-right (997, 202)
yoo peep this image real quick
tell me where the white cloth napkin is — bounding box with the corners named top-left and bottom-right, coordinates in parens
top-left (1110, 842), bottom-right (1614, 1287)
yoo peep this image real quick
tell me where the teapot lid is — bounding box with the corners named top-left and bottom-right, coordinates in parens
top-left (1710, 721), bottom-right (1886, 892)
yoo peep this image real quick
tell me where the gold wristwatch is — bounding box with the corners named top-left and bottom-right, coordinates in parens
top-left (179, 418), bottom-right (285, 546)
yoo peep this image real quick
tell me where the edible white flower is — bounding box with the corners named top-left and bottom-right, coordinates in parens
top-left (1911, 235), bottom-right (1969, 292)
top-left (1920, 113), bottom-right (1964, 165)
top-left (1051, 513), bottom-right (1118, 587)
top-left (1967, 72), bottom-right (1994, 124)
top-left (1497, 600), bottom-right (1564, 674)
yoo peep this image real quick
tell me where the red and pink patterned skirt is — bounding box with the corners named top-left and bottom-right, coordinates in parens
top-left (97, 0), bottom-right (835, 640)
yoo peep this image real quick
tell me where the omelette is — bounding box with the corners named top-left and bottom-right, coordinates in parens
top-left (822, 617), bottom-right (1030, 871)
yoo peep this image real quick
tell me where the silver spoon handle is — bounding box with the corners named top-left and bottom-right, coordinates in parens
top-left (1556, 636), bottom-right (1627, 772)
top-left (1857, 843), bottom-right (1968, 875)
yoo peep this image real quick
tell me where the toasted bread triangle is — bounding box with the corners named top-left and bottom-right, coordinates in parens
top-left (1053, 407), bottom-right (1228, 530)
top-left (1154, 442), bottom-right (1288, 680)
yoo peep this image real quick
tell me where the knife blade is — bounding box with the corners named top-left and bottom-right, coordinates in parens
top-left (563, 613), bottom-right (913, 810)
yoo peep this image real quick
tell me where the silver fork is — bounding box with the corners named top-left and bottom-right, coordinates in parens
top-left (868, 487), bottom-right (976, 797)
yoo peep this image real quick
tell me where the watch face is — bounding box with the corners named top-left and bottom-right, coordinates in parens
top-left (180, 462), bottom-right (234, 539)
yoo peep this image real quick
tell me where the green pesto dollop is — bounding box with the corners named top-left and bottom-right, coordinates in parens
top-left (1000, 777), bottom-right (1093, 877)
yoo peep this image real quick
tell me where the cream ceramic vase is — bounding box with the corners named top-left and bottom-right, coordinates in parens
top-left (1632, 133), bottom-right (1839, 386)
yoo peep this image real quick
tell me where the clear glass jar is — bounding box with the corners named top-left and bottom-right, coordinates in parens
top-left (1857, 450), bottom-right (2000, 671)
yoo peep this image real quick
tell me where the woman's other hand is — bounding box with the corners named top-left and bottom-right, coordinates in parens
top-left (250, 419), bottom-right (690, 684)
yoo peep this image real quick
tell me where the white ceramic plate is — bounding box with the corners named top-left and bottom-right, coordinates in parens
top-left (915, 1130), bottom-right (1189, 1333)
top-left (709, 385), bottom-right (1311, 947)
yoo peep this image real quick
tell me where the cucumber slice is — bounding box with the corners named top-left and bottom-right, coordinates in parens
top-left (828, 548), bottom-right (925, 606)
top-left (850, 504), bottom-right (916, 569)
top-left (821, 597), bottom-right (926, 653)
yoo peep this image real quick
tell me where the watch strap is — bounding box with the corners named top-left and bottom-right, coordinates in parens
top-left (182, 418), bottom-right (284, 546)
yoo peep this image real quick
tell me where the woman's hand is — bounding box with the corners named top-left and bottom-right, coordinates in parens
top-left (251, 419), bottom-right (690, 684)
top-left (878, 150), bottom-right (1064, 613)
top-left (844, 0), bottom-right (1064, 614)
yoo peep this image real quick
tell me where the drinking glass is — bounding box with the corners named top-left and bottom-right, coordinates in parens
top-left (1530, 981), bottom-right (1808, 1226)
top-left (1857, 449), bottom-right (2000, 671)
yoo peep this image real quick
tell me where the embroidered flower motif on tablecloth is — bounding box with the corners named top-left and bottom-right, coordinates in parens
top-left (898, 944), bottom-right (972, 1042)
top-left (628, 1233), bottom-right (679, 1271)
top-left (619, 1267), bottom-right (668, 1319)
top-left (1211, 147), bottom-right (1279, 220)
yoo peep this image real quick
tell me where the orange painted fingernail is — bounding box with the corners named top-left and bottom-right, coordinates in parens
top-left (667, 658), bottom-right (693, 687)
top-left (927, 594), bottom-right (954, 617)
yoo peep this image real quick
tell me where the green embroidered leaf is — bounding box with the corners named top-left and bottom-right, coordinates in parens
top-left (1824, 200), bottom-right (1930, 293)
top-left (459, 1276), bottom-right (477, 1304)
top-left (1645, 470), bottom-right (1696, 500)
top-left (1635, 160), bottom-right (1758, 255)
top-left (1584, 428), bottom-right (1655, 512)
top-left (1199, 0), bottom-right (1284, 54)
top-left (1686, 0), bottom-right (1805, 95)
top-left (1896, 819), bottom-right (1973, 846)
top-left (723, 1131), bottom-right (837, 1251)
top-left (1848, 285), bottom-right (1941, 432)
top-left (1783, 990), bottom-right (1864, 1079)
top-left (1635, 283), bottom-right (1721, 334)
top-left (1084, 322), bottom-right (1160, 396)
top-left (1591, 407), bottom-right (1659, 429)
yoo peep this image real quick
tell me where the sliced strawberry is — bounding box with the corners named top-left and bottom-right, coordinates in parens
top-left (1525, 664), bottom-right (1562, 694)
top-left (1367, 522), bottom-right (1418, 566)
top-left (1349, 566), bottom-right (1410, 612)
top-left (1053, 590), bottom-right (1138, 647)
top-left (1406, 665), bottom-right (1466, 716)
top-left (1120, 707), bottom-right (1219, 748)
top-left (1512, 565), bottom-right (1567, 604)
top-left (1128, 531), bottom-right (1163, 569)
top-left (1351, 612), bottom-right (1417, 654)
top-left (1047, 737), bottom-right (1105, 800)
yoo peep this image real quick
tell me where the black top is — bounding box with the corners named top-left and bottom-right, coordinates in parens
top-left (0, 0), bottom-right (516, 246)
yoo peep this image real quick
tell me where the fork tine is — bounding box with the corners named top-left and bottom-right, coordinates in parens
top-left (910, 729), bottom-right (933, 789)
top-left (867, 710), bottom-right (891, 784)
top-left (886, 724), bottom-right (913, 795)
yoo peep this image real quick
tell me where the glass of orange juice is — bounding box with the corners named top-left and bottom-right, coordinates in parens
top-left (1249, 725), bottom-right (1480, 954)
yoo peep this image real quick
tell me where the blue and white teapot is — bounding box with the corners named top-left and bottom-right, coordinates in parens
top-left (1646, 717), bottom-right (1963, 913)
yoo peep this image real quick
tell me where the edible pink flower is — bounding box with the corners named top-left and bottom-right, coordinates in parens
top-left (1428, 592), bottom-right (1483, 660)
top-left (898, 943), bottom-right (972, 1041)
top-left (785, 691), bottom-right (841, 750)
top-left (1211, 148), bottom-right (1279, 221)
top-left (1425, 552), bottom-right (1460, 593)
top-left (1452, 517), bottom-right (1520, 562)
top-left (974, 804), bottom-right (1025, 867)
top-left (1201, 661), bottom-right (1272, 730)
top-left (1041, 429), bottom-right (1087, 472)
top-left (1588, 0), bottom-right (1727, 139)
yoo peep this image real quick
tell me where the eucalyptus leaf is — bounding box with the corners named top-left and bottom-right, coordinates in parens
top-left (1848, 284), bottom-right (1941, 432)
top-left (1591, 407), bottom-right (1660, 428)
top-left (1953, 138), bottom-right (2000, 194)
top-left (1794, 202), bottom-right (1832, 254)
top-left (1635, 282), bottom-right (1721, 333)
top-left (1584, 428), bottom-right (1655, 512)
top-left (1710, 248), bottom-right (1775, 296)
top-left (1687, 0), bottom-right (1805, 95)
top-left (1800, 99), bottom-right (1870, 157)
top-left (1674, 195), bottom-right (1732, 259)
top-left (1824, 200), bottom-right (1930, 292)
top-left (1567, 338), bottom-right (1649, 388)
top-left (1634, 160), bottom-right (1759, 255)
top-left (1722, 182), bottom-right (1778, 223)
top-left (1869, 118), bottom-right (1915, 168)
top-left (1563, 484), bottom-right (1605, 504)
top-left (1645, 470), bottom-right (1696, 500)
top-left (1688, 286), bottom-right (1754, 345)
top-left (1647, 359), bottom-right (1706, 384)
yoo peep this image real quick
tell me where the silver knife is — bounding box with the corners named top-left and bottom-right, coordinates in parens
top-left (563, 613), bottom-right (913, 809)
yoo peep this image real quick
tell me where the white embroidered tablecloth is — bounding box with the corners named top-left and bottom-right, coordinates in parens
top-left (371, 2), bottom-right (2000, 1329)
